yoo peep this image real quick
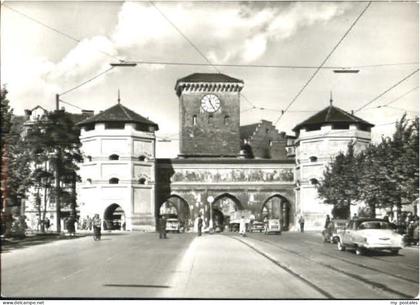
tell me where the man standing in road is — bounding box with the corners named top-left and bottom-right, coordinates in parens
top-left (298, 215), bottom-right (305, 233)
top-left (159, 215), bottom-right (167, 239)
top-left (239, 216), bottom-right (246, 237)
top-left (197, 214), bottom-right (203, 237)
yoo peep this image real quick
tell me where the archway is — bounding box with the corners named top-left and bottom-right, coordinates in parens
top-left (261, 195), bottom-right (290, 231)
top-left (104, 203), bottom-right (125, 230)
top-left (160, 195), bottom-right (191, 231)
top-left (212, 193), bottom-right (243, 232)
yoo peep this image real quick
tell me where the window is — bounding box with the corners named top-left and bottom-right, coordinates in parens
top-left (309, 156), bottom-right (318, 162)
top-left (109, 154), bottom-right (119, 160)
top-left (224, 115), bottom-right (230, 125)
top-left (138, 178), bottom-right (146, 185)
top-left (310, 178), bottom-right (319, 185)
top-left (105, 122), bottom-right (125, 129)
top-left (86, 178), bottom-right (92, 184)
top-left (87, 156), bottom-right (92, 162)
top-left (193, 115), bottom-right (197, 126)
top-left (84, 124), bottom-right (95, 131)
top-left (109, 177), bottom-right (119, 184)
top-left (332, 122), bottom-right (350, 130)
top-left (138, 155), bottom-right (146, 161)
top-left (208, 114), bottom-right (213, 123)
top-left (266, 128), bottom-right (270, 134)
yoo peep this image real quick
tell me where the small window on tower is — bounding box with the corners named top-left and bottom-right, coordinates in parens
top-left (224, 115), bottom-right (230, 125)
top-left (138, 178), bottom-right (146, 185)
top-left (208, 114), bottom-right (213, 123)
top-left (193, 115), bottom-right (197, 126)
top-left (109, 154), bottom-right (119, 160)
top-left (309, 156), bottom-right (318, 162)
top-left (109, 177), bottom-right (119, 184)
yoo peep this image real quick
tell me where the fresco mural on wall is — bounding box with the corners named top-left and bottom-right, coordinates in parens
top-left (160, 168), bottom-right (294, 183)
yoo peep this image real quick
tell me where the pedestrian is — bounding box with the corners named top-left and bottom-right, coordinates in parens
top-left (87, 215), bottom-right (92, 231)
top-left (239, 216), bottom-right (246, 237)
top-left (352, 213), bottom-right (358, 220)
top-left (298, 215), bottom-right (305, 233)
top-left (197, 214), bottom-right (203, 237)
top-left (45, 218), bottom-right (50, 232)
top-left (263, 216), bottom-right (268, 234)
top-left (159, 215), bottom-right (167, 239)
top-left (92, 214), bottom-right (102, 240)
top-left (67, 215), bottom-right (76, 237)
top-left (383, 215), bottom-right (389, 222)
top-left (324, 215), bottom-right (331, 229)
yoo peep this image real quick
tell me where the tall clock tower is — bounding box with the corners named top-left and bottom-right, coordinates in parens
top-left (175, 73), bottom-right (244, 158)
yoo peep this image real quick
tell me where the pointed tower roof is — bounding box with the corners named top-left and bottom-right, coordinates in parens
top-left (292, 104), bottom-right (373, 132)
top-left (77, 103), bottom-right (159, 130)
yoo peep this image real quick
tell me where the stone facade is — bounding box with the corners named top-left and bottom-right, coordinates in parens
top-left (176, 74), bottom-right (243, 158)
top-left (293, 105), bottom-right (373, 230)
top-left (156, 159), bottom-right (296, 231)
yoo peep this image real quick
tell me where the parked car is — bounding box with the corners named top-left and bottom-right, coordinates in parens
top-left (322, 219), bottom-right (349, 243)
top-left (166, 218), bottom-right (180, 233)
top-left (250, 221), bottom-right (265, 233)
top-left (336, 218), bottom-right (403, 255)
top-left (265, 219), bottom-right (281, 234)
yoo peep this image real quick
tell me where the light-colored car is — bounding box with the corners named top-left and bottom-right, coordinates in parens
top-left (265, 219), bottom-right (281, 234)
top-left (336, 218), bottom-right (403, 255)
top-left (166, 218), bottom-right (180, 233)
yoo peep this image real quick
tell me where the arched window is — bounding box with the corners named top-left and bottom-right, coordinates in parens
top-left (224, 115), bottom-right (230, 125)
top-left (87, 156), bottom-right (92, 162)
top-left (208, 114), bottom-right (213, 123)
top-left (109, 154), bottom-right (119, 160)
top-left (138, 155), bottom-right (146, 161)
top-left (109, 177), bottom-right (119, 184)
top-left (86, 178), bottom-right (92, 184)
top-left (193, 115), bottom-right (197, 126)
top-left (309, 156), bottom-right (318, 162)
top-left (138, 178), bottom-right (146, 185)
top-left (310, 178), bottom-right (319, 185)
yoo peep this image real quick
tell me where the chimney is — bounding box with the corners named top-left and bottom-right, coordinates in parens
top-left (24, 109), bottom-right (32, 120)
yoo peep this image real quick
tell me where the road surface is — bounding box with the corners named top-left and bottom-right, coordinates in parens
top-left (1, 230), bottom-right (418, 299)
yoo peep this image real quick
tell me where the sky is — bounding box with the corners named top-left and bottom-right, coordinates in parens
top-left (1, 0), bottom-right (419, 158)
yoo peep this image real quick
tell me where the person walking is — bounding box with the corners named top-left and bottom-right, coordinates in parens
top-left (197, 215), bottom-right (203, 237)
top-left (298, 215), bottom-right (305, 233)
top-left (92, 214), bottom-right (102, 241)
top-left (324, 215), bottom-right (331, 229)
top-left (239, 216), bottom-right (247, 237)
top-left (159, 215), bottom-right (167, 239)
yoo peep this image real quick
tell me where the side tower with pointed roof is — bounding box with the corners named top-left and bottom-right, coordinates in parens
top-left (77, 103), bottom-right (159, 231)
top-left (293, 99), bottom-right (374, 230)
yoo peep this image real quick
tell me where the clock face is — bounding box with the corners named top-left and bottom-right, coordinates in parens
top-left (201, 94), bottom-right (221, 113)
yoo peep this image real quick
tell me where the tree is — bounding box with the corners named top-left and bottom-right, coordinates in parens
top-left (316, 142), bottom-right (360, 219)
top-left (1, 87), bottom-right (32, 236)
top-left (25, 110), bottom-right (82, 233)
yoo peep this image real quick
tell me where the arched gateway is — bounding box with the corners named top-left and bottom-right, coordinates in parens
top-left (261, 195), bottom-right (290, 231)
top-left (104, 203), bottom-right (125, 230)
top-left (159, 195), bottom-right (190, 230)
top-left (211, 193), bottom-right (243, 232)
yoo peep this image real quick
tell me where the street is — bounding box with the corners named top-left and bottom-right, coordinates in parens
top-left (1, 231), bottom-right (418, 299)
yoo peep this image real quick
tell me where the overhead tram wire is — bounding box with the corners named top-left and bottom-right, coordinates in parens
top-left (3, 4), bottom-right (123, 63)
top-left (59, 66), bottom-right (115, 96)
top-left (58, 98), bottom-right (85, 111)
top-left (272, 1), bottom-right (372, 126)
top-left (383, 85), bottom-right (419, 106)
top-left (354, 68), bottom-right (419, 113)
top-left (148, 1), bottom-right (257, 109)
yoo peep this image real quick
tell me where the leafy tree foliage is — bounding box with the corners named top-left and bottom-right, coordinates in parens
top-left (316, 142), bottom-right (359, 219)
top-left (1, 87), bottom-right (32, 236)
top-left (25, 110), bottom-right (82, 232)
top-left (317, 115), bottom-right (419, 219)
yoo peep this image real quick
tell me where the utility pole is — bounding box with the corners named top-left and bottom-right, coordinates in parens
top-left (55, 93), bottom-right (62, 233)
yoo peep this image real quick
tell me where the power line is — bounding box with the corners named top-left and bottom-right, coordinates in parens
top-left (132, 59), bottom-right (418, 70)
top-left (384, 85), bottom-right (419, 106)
top-left (273, 1), bottom-right (372, 126)
top-left (384, 105), bottom-right (418, 114)
top-left (59, 66), bottom-right (115, 96)
top-left (3, 4), bottom-right (122, 62)
top-left (58, 98), bottom-right (84, 110)
top-left (149, 1), bottom-right (258, 109)
top-left (354, 68), bottom-right (419, 112)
